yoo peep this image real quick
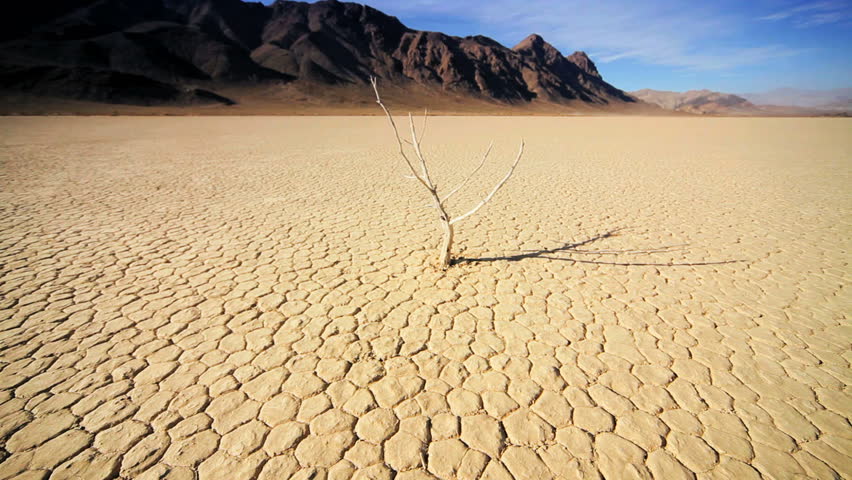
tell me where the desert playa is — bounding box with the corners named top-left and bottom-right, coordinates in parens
top-left (0, 115), bottom-right (850, 479)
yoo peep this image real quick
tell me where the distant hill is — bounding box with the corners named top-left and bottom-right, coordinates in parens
top-left (630, 87), bottom-right (852, 116)
top-left (741, 88), bottom-right (852, 111)
top-left (0, 0), bottom-right (636, 112)
top-left (630, 89), bottom-right (756, 115)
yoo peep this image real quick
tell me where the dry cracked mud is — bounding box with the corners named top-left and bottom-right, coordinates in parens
top-left (0, 116), bottom-right (849, 479)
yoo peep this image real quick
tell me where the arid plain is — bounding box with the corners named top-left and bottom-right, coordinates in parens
top-left (0, 116), bottom-right (849, 479)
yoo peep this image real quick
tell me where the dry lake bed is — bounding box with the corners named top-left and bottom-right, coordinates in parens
top-left (0, 116), bottom-right (849, 479)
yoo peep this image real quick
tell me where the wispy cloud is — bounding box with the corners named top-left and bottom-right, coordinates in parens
top-left (366, 0), bottom-right (807, 71)
top-left (599, 45), bottom-right (807, 71)
top-left (758, 1), bottom-right (852, 27)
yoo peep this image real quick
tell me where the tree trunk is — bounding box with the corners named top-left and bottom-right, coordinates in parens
top-left (438, 220), bottom-right (454, 269)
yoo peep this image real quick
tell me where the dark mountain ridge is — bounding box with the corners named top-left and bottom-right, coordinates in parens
top-left (0, 0), bottom-right (635, 109)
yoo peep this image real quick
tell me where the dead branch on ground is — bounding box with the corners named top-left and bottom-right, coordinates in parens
top-left (370, 77), bottom-right (524, 269)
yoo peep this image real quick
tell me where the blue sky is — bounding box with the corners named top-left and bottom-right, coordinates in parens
top-left (262, 0), bottom-right (852, 93)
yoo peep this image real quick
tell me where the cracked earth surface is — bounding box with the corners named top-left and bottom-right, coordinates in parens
top-left (0, 116), bottom-right (849, 479)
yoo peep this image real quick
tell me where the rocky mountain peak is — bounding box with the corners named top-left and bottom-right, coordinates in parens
top-left (513, 33), bottom-right (564, 61)
top-left (566, 51), bottom-right (601, 79)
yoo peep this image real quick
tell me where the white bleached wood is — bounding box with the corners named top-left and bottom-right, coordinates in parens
top-left (370, 76), bottom-right (524, 268)
top-left (450, 141), bottom-right (524, 225)
top-left (370, 77), bottom-right (428, 189)
top-left (441, 141), bottom-right (493, 203)
top-left (409, 113), bottom-right (433, 187)
top-left (418, 109), bottom-right (429, 147)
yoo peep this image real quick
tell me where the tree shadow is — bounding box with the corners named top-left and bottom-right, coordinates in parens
top-left (454, 228), bottom-right (745, 267)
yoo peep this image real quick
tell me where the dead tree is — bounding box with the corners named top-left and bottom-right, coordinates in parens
top-left (370, 77), bottom-right (524, 269)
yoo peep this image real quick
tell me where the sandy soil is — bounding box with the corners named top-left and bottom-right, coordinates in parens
top-left (0, 116), bottom-right (849, 479)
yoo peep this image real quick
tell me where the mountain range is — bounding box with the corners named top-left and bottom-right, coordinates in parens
top-left (740, 88), bottom-right (852, 111)
top-left (632, 88), bottom-right (851, 116)
top-left (630, 89), bottom-right (756, 115)
top-left (0, 0), bottom-right (639, 113)
top-left (630, 88), bottom-right (852, 116)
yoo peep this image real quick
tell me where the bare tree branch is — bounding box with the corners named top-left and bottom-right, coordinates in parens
top-left (450, 141), bottom-right (524, 225)
top-left (409, 113), bottom-right (434, 188)
top-left (371, 77), bottom-right (524, 268)
top-left (441, 141), bottom-right (493, 204)
top-left (418, 108), bottom-right (429, 147)
top-left (370, 76), bottom-right (429, 189)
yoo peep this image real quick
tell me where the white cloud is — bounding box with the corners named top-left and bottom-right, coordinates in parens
top-left (758, 1), bottom-right (852, 27)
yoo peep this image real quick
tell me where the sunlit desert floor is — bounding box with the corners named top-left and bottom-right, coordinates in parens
top-left (0, 116), bottom-right (850, 480)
